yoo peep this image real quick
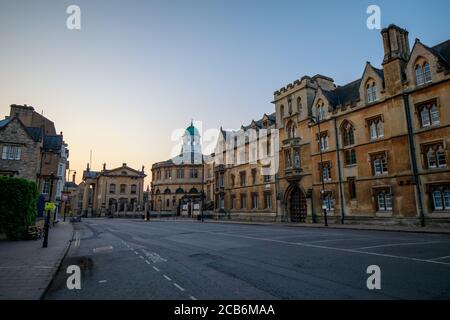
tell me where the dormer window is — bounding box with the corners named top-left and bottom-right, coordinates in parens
top-left (415, 61), bottom-right (432, 86)
top-left (317, 101), bottom-right (326, 121)
top-left (366, 79), bottom-right (378, 103)
top-left (317, 132), bottom-right (329, 152)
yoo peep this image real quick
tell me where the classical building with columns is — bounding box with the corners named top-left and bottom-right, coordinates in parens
top-left (81, 162), bottom-right (146, 216)
top-left (151, 122), bottom-right (204, 215)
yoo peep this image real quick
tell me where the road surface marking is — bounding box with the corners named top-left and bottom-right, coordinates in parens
top-left (145, 260), bottom-right (151, 265)
top-left (98, 280), bottom-right (107, 284)
top-left (134, 251), bottom-right (139, 255)
top-left (355, 241), bottom-right (440, 250)
top-left (93, 246), bottom-right (113, 253)
top-left (190, 295), bottom-right (197, 300)
top-left (163, 275), bottom-right (171, 281)
top-left (142, 250), bottom-right (168, 263)
top-left (196, 230), bottom-right (450, 266)
top-left (173, 283), bottom-right (185, 291)
top-left (428, 255), bottom-right (450, 261)
top-left (153, 266), bottom-right (160, 272)
top-left (139, 255), bottom-right (144, 260)
top-left (304, 237), bottom-right (368, 244)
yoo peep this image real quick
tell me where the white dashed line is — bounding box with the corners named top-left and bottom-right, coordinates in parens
top-left (153, 266), bottom-right (160, 272)
top-left (163, 275), bottom-right (172, 281)
top-left (173, 283), bottom-right (185, 291)
top-left (98, 280), bottom-right (107, 284)
top-left (145, 260), bottom-right (151, 265)
top-left (134, 251), bottom-right (139, 255)
top-left (139, 255), bottom-right (144, 259)
top-left (190, 295), bottom-right (197, 300)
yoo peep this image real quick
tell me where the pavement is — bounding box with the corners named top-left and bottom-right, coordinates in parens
top-left (44, 218), bottom-right (450, 299)
top-left (0, 221), bottom-right (74, 300)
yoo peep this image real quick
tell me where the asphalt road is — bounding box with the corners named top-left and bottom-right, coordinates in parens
top-left (44, 218), bottom-right (450, 299)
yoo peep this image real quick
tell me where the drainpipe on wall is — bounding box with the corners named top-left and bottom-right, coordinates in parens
top-left (333, 118), bottom-right (346, 224)
top-left (403, 93), bottom-right (426, 227)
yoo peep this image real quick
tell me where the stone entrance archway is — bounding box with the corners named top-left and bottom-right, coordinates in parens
top-left (286, 184), bottom-right (307, 222)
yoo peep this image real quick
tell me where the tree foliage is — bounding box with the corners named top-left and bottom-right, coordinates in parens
top-left (0, 176), bottom-right (38, 240)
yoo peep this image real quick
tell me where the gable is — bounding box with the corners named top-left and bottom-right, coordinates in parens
top-left (359, 63), bottom-right (384, 99)
top-left (0, 117), bottom-right (39, 144)
top-left (104, 166), bottom-right (144, 177)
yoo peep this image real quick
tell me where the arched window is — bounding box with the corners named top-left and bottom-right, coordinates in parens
top-left (164, 188), bottom-right (171, 194)
top-left (287, 121), bottom-right (297, 139)
top-left (366, 79), bottom-right (378, 103)
top-left (175, 187), bottom-right (185, 194)
top-left (419, 102), bottom-right (440, 127)
top-left (431, 186), bottom-right (450, 211)
top-left (425, 144), bottom-right (447, 169)
top-left (415, 60), bottom-right (432, 85)
top-left (189, 187), bottom-right (198, 194)
top-left (341, 121), bottom-right (355, 146)
top-left (280, 105), bottom-right (285, 118)
top-left (288, 96), bottom-right (293, 115)
top-left (155, 189), bottom-right (160, 195)
top-left (317, 101), bottom-right (326, 121)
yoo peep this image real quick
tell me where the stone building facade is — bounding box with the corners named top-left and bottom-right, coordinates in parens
top-left (151, 123), bottom-right (204, 215)
top-left (81, 163), bottom-right (146, 216)
top-left (273, 24), bottom-right (450, 225)
top-left (211, 114), bottom-right (278, 220)
top-left (0, 117), bottom-right (42, 181)
top-left (0, 104), bottom-right (69, 219)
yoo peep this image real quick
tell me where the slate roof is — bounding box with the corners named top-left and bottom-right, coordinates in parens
top-left (322, 78), bottom-right (362, 108)
top-left (83, 170), bottom-right (100, 179)
top-left (373, 67), bottom-right (385, 80)
top-left (65, 181), bottom-right (78, 189)
top-left (43, 135), bottom-right (62, 151)
top-left (26, 127), bottom-right (42, 141)
top-left (430, 39), bottom-right (450, 68)
top-left (0, 118), bottom-right (12, 128)
top-left (242, 112), bottom-right (276, 130)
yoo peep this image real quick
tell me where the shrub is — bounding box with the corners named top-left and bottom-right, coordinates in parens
top-left (0, 176), bottom-right (38, 240)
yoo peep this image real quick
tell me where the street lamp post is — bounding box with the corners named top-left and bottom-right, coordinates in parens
top-left (200, 154), bottom-right (204, 222)
top-left (310, 116), bottom-right (328, 227)
top-left (43, 172), bottom-right (55, 248)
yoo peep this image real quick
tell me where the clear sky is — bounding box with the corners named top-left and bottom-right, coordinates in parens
top-left (1, 0), bottom-right (449, 186)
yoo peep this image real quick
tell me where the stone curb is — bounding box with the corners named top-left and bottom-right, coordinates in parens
top-left (39, 223), bottom-right (75, 300)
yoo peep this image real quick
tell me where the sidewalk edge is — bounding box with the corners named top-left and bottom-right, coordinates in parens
top-left (39, 223), bottom-right (75, 300)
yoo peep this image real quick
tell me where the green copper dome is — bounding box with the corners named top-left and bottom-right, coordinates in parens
top-left (186, 122), bottom-right (199, 136)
